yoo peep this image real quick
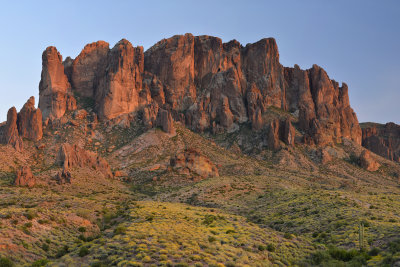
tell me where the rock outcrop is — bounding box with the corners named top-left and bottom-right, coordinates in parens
top-left (1, 107), bottom-right (23, 151)
top-left (14, 166), bottom-right (35, 187)
top-left (17, 97), bottom-right (43, 141)
top-left (95, 39), bottom-right (145, 119)
top-left (362, 123), bottom-right (400, 162)
top-left (55, 169), bottom-right (72, 184)
top-left (170, 149), bottom-right (219, 178)
top-left (267, 119), bottom-right (281, 151)
top-left (360, 150), bottom-right (380, 172)
top-left (37, 34), bottom-right (362, 149)
top-left (39, 46), bottom-right (76, 120)
top-left (57, 143), bottom-right (112, 178)
top-left (157, 109), bottom-right (175, 135)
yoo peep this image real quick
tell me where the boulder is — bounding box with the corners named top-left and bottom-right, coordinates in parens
top-left (170, 148), bottom-right (219, 178)
top-left (15, 166), bottom-right (35, 187)
top-left (360, 150), bottom-right (380, 171)
top-left (17, 97), bottom-right (43, 141)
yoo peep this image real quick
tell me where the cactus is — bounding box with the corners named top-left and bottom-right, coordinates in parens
top-left (359, 222), bottom-right (365, 251)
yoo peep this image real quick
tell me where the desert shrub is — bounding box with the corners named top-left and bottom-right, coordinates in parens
top-left (388, 239), bottom-right (400, 253)
top-left (0, 257), bottom-right (13, 267)
top-left (31, 258), bottom-right (49, 267)
top-left (208, 236), bottom-right (217, 242)
top-left (283, 233), bottom-right (293, 239)
top-left (114, 225), bottom-right (127, 235)
top-left (369, 247), bottom-right (380, 256)
top-left (41, 243), bottom-right (49, 252)
top-left (24, 210), bottom-right (37, 220)
top-left (79, 246), bottom-right (90, 257)
top-left (78, 226), bottom-right (86, 232)
top-left (267, 243), bottom-right (276, 252)
top-left (203, 215), bottom-right (217, 226)
top-left (56, 245), bottom-right (69, 258)
top-left (258, 245), bottom-right (266, 251)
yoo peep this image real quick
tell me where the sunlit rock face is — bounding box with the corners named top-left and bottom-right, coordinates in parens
top-left (38, 34), bottom-right (361, 146)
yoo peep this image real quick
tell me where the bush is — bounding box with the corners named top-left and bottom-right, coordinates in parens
top-left (388, 239), bottom-right (400, 253)
top-left (0, 257), bottom-right (14, 267)
top-left (311, 250), bottom-right (331, 265)
top-left (202, 215), bottom-right (217, 226)
top-left (31, 259), bottom-right (49, 267)
top-left (267, 243), bottom-right (276, 252)
top-left (41, 243), bottom-right (49, 252)
top-left (208, 236), bottom-right (217, 242)
top-left (114, 225), bottom-right (127, 235)
top-left (79, 246), bottom-right (90, 257)
top-left (56, 245), bottom-right (69, 258)
top-left (78, 226), bottom-right (86, 232)
top-left (283, 233), bottom-right (293, 239)
top-left (369, 247), bottom-right (380, 256)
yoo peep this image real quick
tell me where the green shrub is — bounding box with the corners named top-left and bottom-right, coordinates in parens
top-left (267, 243), bottom-right (276, 252)
top-left (31, 258), bottom-right (49, 267)
top-left (369, 247), bottom-right (380, 256)
top-left (114, 225), bottom-right (127, 235)
top-left (79, 246), bottom-right (90, 257)
top-left (41, 243), bottom-right (49, 252)
top-left (78, 226), bottom-right (86, 232)
top-left (208, 236), bottom-right (217, 242)
top-left (0, 257), bottom-right (14, 267)
top-left (283, 233), bottom-right (292, 239)
top-left (202, 215), bottom-right (217, 226)
top-left (56, 245), bottom-right (69, 258)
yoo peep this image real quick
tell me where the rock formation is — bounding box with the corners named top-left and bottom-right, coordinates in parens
top-left (1, 107), bottom-right (23, 151)
top-left (36, 34), bottom-right (362, 149)
top-left (170, 149), bottom-right (219, 178)
top-left (39, 46), bottom-right (76, 120)
top-left (157, 109), bottom-right (175, 134)
top-left (360, 150), bottom-right (380, 172)
top-left (267, 119), bottom-right (281, 151)
top-left (14, 166), bottom-right (35, 187)
top-left (17, 97), bottom-right (43, 141)
top-left (362, 123), bottom-right (400, 162)
top-left (281, 118), bottom-right (295, 146)
top-left (95, 39), bottom-right (145, 119)
top-left (57, 143), bottom-right (112, 178)
top-left (55, 169), bottom-right (72, 184)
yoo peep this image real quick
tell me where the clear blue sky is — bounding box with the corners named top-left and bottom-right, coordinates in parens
top-left (0, 0), bottom-right (399, 123)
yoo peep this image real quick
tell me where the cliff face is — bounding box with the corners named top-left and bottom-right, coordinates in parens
top-left (36, 33), bottom-right (361, 146)
top-left (362, 122), bottom-right (400, 162)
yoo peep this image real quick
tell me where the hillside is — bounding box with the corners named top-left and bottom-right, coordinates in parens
top-left (0, 34), bottom-right (400, 266)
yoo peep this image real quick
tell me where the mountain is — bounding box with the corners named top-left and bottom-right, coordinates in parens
top-left (0, 34), bottom-right (399, 266)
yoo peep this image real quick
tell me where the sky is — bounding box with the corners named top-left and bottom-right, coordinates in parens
top-left (0, 0), bottom-right (399, 123)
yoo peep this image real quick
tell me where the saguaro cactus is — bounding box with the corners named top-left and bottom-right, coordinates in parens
top-left (359, 222), bottom-right (365, 251)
